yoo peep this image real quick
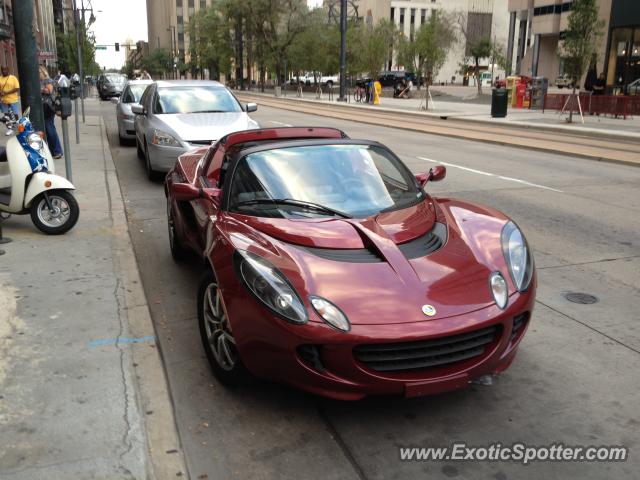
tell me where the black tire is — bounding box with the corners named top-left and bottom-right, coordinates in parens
top-left (118, 133), bottom-right (127, 146)
top-left (30, 190), bottom-right (79, 235)
top-left (167, 198), bottom-right (187, 261)
top-left (136, 138), bottom-right (145, 159)
top-left (144, 140), bottom-right (161, 181)
top-left (197, 269), bottom-right (250, 386)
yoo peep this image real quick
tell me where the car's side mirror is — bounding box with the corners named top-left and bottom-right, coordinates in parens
top-left (110, 97), bottom-right (119, 104)
top-left (415, 165), bottom-right (446, 187)
top-left (131, 103), bottom-right (145, 115)
top-left (245, 102), bottom-right (258, 113)
top-left (172, 183), bottom-right (201, 201)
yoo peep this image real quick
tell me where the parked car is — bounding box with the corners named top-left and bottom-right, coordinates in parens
top-left (378, 70), bottom-right (418, 88)
top-left (112, 80), bottom-right (153, 145)
top-left (627, 77), bottom-right (640, 95)
top-left (97, 73), bottom-right (127, 99)
top-left (555, 74), bottom-right (574, 89)
top-left (295, 73), bottom-right (339, 87)
top-left (164, 127), bottom-right (536, 400)
top-left (133, 80), bottom-right (259, 179)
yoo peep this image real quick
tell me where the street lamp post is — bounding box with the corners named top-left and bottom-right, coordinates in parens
top-left (338, 0), bottom-right (347, 102)
top-left (167, 26), bottom-right (177, 79)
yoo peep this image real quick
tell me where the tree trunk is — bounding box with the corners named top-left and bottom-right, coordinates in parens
top-left (568, 84), bottom-right (576, 123)
top-left (475, 57), bottom-right (482, 95)
top-left (424, 83), bottom-right (430, 110)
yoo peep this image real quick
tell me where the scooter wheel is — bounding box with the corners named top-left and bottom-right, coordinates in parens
top-left (30, 190), bottom-right (80, 235)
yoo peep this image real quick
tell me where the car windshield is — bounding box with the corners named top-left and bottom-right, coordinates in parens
top-left (123, 84), bottom-right (149, 103)
top-left (229, 144), bottom-right (423, 219)
top-left (107, 74), bottom-right (126, 85)
top-left (154, 86), bottom-right (242, 114)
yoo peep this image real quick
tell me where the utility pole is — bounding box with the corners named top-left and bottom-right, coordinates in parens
top-left (338, 0), bottom-right (347, 101)
top-left (11, 0), bottom-right (45, 132)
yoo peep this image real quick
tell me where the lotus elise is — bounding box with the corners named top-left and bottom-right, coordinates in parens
top-left (164, 127), bottom-right (535, 400)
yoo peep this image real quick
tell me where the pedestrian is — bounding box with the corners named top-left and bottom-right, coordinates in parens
top-left (0, 65), bottom-right (20, 135)
top-left (592, 73), bottom-right (606, 95)
top-left (39, 66), bottom-right (63, 159)
top-left (140, 70), bottom-right (152, 80)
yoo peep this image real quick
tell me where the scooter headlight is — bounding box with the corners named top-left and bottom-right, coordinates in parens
top-left (27, 132), bottom-right (44, 151)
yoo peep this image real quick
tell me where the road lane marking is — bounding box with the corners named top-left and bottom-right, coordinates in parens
top-left (417, 156), bottom-right (563, 193)
top-left (269, 120), bottom-right (293, 127)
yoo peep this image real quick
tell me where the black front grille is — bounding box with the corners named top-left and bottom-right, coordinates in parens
top-left (300, 246), bottom-right (384, 263)
top-left (297, 345), bottom-right (325, 372)
top-left (354, 325), bottom-right (499, 372)
top-left (510, 312), bottom-right (529, 342)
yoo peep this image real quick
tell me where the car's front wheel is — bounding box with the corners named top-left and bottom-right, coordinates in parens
top-left (167, 198), bottom-right (187, 261)
top-left (136, 137), bottom-right (145, 159)
top-left (144, 140), bottom-right (161, 181)
top-left (198, 269), bottom-right (250, 385)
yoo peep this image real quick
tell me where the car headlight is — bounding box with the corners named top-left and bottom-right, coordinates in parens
top-left (234, 250), bottom-right (307, 324)
top-left (152, 129), bottom-right (181, 147)
top-left (27, 132), bottom-right (44, 151)
top-left (501, 221), bottom-right (534, 292)
top-left (489, 272), bottom-right (508, 309)
top-left (309, 296), bottom-right (350, 332)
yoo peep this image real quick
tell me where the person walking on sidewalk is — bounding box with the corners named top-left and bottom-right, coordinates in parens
top-left (39, 66), bottom-right (63, 159)
top-left (0, 65), bottom-right (20, 135)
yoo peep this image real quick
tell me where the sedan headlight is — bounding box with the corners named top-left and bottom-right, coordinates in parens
top-left (152, 129), bottom-right (181, 147)
top-left (234, 250), bottom-right (307, 324)
top-left (501, 221), bottom-right (534, 292)
top-left (27, 132), bottom-right (44, 151)
top-left (309, 296), bottom-right (350, 332)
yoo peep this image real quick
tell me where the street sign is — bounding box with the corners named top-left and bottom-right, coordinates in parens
top-left (96, 45), bottom-right (107, 50)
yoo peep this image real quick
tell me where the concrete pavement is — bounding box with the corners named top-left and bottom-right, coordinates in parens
top-left (0, 112), bottom-right (186, 479)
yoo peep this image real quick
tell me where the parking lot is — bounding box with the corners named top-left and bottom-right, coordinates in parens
top-left (101, 100), bottom-right (639, 480)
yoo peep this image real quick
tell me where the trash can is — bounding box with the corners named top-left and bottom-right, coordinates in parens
top-left (491, 88), bottom-right (508, 118)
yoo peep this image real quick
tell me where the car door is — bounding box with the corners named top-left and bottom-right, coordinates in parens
top-left (192, 146), bottom-right (226, 250)
top-left (134, 84), bottom-right (154, 146)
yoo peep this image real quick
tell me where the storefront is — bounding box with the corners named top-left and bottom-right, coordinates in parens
top-left (605, 0), bottom-right (640, 94)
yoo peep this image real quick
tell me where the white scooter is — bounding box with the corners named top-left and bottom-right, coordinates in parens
top-left (0, 107), bottom-right (79, 234)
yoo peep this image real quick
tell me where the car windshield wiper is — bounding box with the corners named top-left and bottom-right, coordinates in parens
top-left (232, 198), bottom-right (352, 219)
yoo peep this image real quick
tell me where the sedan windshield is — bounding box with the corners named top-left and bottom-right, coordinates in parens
top-left (123, 84), bottom-right (150, 103)
top-left (154, 86), bottom-right (242, 114)
top-left (107, 74), bottom-right (126, 85)
top-left (229, 144), bottom-right (423, 218)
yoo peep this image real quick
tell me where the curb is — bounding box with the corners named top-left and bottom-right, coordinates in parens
top-left (99, 117), bottom-right (189, 480)
top-left (238, 92), bottom-right (640, 167)
top-left (238, 91), bottom-right (640, 143)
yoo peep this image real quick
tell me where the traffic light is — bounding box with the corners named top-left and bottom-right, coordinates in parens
top-left (115, 42), bottom-right (120, 52)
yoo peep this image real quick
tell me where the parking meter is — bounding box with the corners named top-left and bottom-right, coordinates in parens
top-left (70, 73), bottom-right (80, 100)
top-left (56, 75), bottom-right (72, 119)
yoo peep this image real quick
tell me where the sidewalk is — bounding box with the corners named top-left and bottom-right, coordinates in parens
top-left (0, 109), bottom-right (186, 479)
top-left (253, 87), bottom-right (640, 139)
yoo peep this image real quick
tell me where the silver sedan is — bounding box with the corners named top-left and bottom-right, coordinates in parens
top-left (132, 80), bottom-right (259, 180)
top-left (112, 80), bottom-right (153, 144)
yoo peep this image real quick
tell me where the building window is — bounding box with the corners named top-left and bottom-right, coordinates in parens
top-left (399, 8), bottom-right (405, 25)
top-left (421, 9), bottom-right (426, 24)
top-left (176, 0), bottom-right (182, 5)
top-left (390, 7), bottom-right (394, 22)
top-left (533, 2), bottom-right (571, 16)
top-left (176, 6), bottom-right (183, 16)
top-left (410, 8), bottom-right (415, 25)
top-left (177, 15), bottom-right (183, 25)
top-left (200, 0), bottom-right (206, 8)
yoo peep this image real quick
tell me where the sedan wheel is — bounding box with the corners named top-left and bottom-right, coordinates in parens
top-left (144, 140), bottom-right (160, 181)
top-left (167, 198), bottom-right (187, 261)
top-left (197, 270), bottom-right (249, 385)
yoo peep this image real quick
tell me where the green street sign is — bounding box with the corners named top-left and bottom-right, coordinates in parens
top-left (96, 45), bottom-right (107, 50)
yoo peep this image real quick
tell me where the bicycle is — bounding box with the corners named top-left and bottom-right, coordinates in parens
top-left (352, 85), bottom-right (366, 103)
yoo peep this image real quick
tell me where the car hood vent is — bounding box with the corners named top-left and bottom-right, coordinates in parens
top-left (300, 246), bottom-right (384, 263)
top-left (398, 222), bottom-right (447, 260)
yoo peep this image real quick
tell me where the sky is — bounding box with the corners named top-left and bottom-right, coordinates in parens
top-left (89, 0), bottom-right (323, 70)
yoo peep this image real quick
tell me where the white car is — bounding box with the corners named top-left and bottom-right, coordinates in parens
top-left (132, 80), bottom-right (259, 179)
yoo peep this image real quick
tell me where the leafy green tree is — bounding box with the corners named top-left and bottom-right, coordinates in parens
top-left (140, 49), bottom-right (172, 78)
top-left (55, 23), bottom-right (97, 76)
top-left (558, 0), bottom-right (604, 122)
top-left (351, 19), bottom-right (398, 78)
top-left (397, 11), bottom-right (456, 104)
top-left (469, 37), bottom-right (492, 94)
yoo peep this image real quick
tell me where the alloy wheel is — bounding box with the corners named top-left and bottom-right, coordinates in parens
top-left (202, 282), bottom-right (237, 371)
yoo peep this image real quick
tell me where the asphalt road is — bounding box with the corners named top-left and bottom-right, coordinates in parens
top-left (99, 100), bottom-right (639, 480)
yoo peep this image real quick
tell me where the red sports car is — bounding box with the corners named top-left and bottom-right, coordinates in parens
top-left (164, 127), bottom-right (535, 400)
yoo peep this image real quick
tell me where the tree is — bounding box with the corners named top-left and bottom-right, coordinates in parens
top-left (351, 19), bottom-right (398, 79)
top-left (55, 23), bottom-right (97, 76)
top-left (558, 0), bottom-right (604, 122)
top-left (140, 49), bottom-right (172, 78)
top-left (398, 11), bottom-right (456, 105)
top-left (469, 37), bottom-right (492, 94)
